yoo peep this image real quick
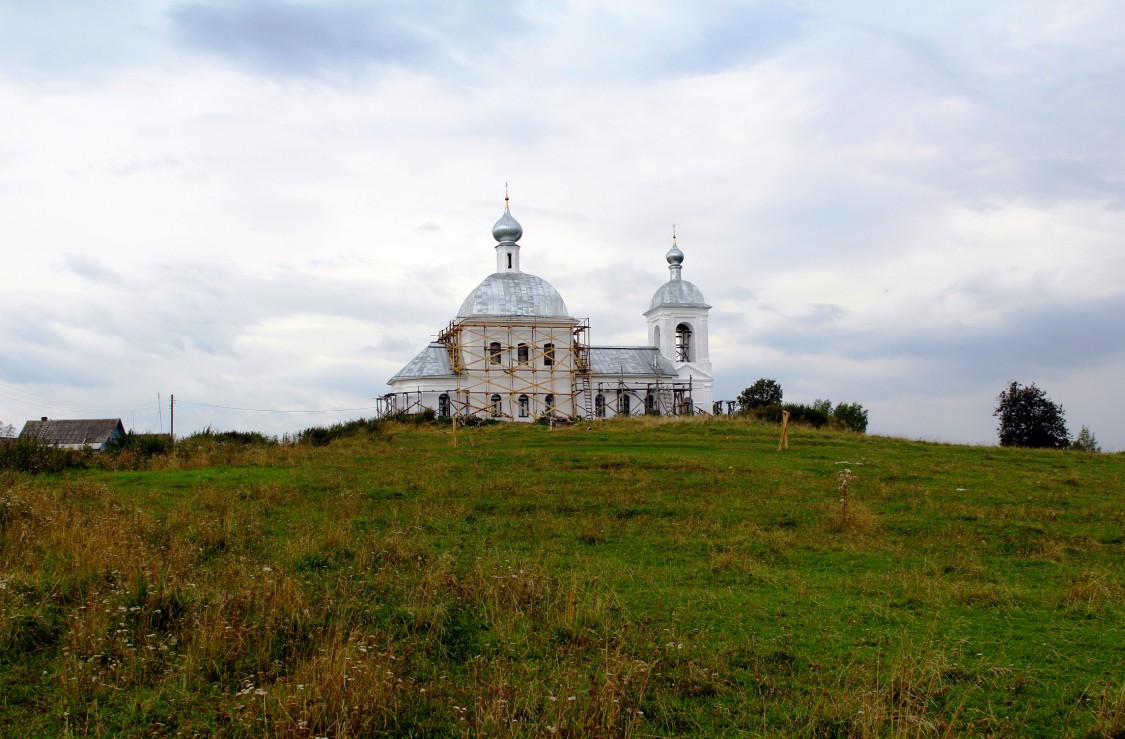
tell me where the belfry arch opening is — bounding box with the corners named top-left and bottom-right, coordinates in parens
top-left (675, 323), bottom-right (693, 362)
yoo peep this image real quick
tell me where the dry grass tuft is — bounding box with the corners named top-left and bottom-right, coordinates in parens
top-left (1061, 570), bottom-right (1123, 615)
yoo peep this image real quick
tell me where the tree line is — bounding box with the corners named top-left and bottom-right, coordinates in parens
top-left (735, 378), bottom-right (869, 433)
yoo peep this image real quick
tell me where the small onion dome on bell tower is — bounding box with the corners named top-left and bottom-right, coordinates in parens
top-left (648, 225), bottom-right (709, 311)
top-left (493, 185), bottom-right (523, 273)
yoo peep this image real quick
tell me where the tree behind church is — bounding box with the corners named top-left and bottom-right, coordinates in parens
top-left (994, 380), bottom-right (1069, 449)
top-left (738, 379), bottom-right (783, 411)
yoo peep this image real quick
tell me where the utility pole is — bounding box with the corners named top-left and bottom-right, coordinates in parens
top-left (170, 394), bottom-right (174, 440)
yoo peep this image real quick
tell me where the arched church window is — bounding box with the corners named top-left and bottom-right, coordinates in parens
top-left (683, 396), bottom-right (694, 415)
top-left (544, 394), bottom-right (555, 414)
top-left (620, 393), bottom-right (631, 415)
top-left (490, 394), bottom-right (502, 417)
top-left (645, 393), bottom-right (656, 414)
top-left (653, 326), bottom-right (661, 349)
top-left (517, 343), bottom-right (529, 364)
top-left (518, 395), bottom-right (529, 417)
top-left (543, 343), bottom-right (555, 366)
top-left (507, 253), bottom-right (512, 269)
top-left (595, 394), bottom-right (605, 418)
top-left (489, 342), bottom-right (503, 365)
top-left (438, 394), bottom-right (450, 418)
top-left (675, 323), bottom-right (693, 362)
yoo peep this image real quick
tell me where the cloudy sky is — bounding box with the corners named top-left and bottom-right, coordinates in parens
top-left (2, 1), bottom-right (1123, 449)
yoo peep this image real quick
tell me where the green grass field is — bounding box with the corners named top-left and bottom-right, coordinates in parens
top-left (2, 417), bottom-right (1123, 736)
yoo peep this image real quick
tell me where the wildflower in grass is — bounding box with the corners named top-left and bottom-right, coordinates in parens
top-left (837, 468), bottom-right (854, 522)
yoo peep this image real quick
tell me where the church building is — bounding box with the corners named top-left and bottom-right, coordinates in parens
top-left (382, 197), bottom-right (712, 421)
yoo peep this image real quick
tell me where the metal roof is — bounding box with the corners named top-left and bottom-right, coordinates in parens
top-left (389, 342), bottom-right (457, 383)
top-left (589, 347), bottom-right (678, 377)
top-left (648, 278), bottom-right (710, 311)
top-left (457, 272), bottom-right (570, 318)
top-left (19, 418), bottom-right (125, 446)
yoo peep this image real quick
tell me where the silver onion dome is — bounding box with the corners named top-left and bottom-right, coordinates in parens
top-left (492, 207), bottom-right (523, 244)
top-left (649, 234), bottom-right (709, 311)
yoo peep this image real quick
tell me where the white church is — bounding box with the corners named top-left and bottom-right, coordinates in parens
top-left (381, 197), bottom-right (713, 421)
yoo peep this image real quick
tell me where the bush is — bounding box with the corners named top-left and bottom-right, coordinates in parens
top-left (187, 427), bottom-right (277, 446)
top-left (1071, 426), bottom-right (1101, 452)
top-left (109, 432), bottom-right (175, 458)
top-left (738, 379), bottom-right (783, 411)
top-left (785, 403), bottom-right (830, 428)
top-left (448, 416), bottom-right (499, 429)
top-left (750, 403), bottom-right (829, 428)
top-left (0, 438), bottom-right (90, 474)
top-left (811, 399), bottom-right (833, 416)
top-left (833, 402), bottom-right (869, 433)
top-left (297, 417), bottom-right (392, 446)
top-left (994, 381), bottom-right (1069, 449)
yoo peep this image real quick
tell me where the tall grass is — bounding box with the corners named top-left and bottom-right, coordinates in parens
top-left (1, 417), bottom-right (1123, 735)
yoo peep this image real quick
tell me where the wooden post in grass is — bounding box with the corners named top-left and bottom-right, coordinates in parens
top-left (452, 413), bottom-right (458, 448)
top-left (778, 410), bottom-right (790, 451)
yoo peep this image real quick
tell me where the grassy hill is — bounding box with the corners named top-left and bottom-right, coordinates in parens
top-left (1, 417), bottom-right (1123, 736)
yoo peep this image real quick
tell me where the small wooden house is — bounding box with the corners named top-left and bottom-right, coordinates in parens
top-left (19, 417), bottom-right (126, 451)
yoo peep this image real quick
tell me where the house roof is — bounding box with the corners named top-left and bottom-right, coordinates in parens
top-left (20, 418), bottom-right (126, 446)
top-left (589, 347), bottom-right (679, 377)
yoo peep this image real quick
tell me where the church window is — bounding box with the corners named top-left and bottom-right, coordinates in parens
top-left (595, 394), bottom-right (605, 418)
top-left (683, 396), bottom-right (694, 415)
top-left (620, 393), bottom-right (631, 415)
top-left (517, 343), bottom-right (529, 364)
top-left (438, 394), bottom-right (450, 417)
top-left (489, 342), bottom-right (503, 365)
top-left (544, 394), bottom-right (555, 413)
top-left (490, 394), bottom-right (502, 417)
top-left (645, 392), bottom-right (656, 414)
top-left (653, 326), bottom-right (661, 348)
top-left (675, 323), bottom-right (693, 362)
top-left (543, 343), bottom-right (555, 366)
top-left (507, 253), bottom-right (512, 269)
top-left (518, 395), bottom-right (529, 417)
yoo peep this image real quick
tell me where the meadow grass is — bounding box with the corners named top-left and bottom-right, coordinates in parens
top-left (1, 416), bottom-right (1123, 736)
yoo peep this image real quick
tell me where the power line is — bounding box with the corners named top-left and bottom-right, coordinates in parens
top-left (175, 399), bottom-right (381, 414)
top-left (0, 381), bottom-right (156, 413)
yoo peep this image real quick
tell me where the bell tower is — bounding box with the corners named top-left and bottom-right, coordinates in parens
top-left (644, 228), bottom-right (713, 413)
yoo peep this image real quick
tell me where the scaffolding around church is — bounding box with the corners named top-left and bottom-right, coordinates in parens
top-left (376, 315), bottom-right (701, 421)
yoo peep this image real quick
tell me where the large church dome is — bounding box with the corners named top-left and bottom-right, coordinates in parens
top-left (457, 272), bottom-right (570, 318)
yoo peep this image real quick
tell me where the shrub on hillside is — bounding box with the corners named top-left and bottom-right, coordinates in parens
top-left (1071, 426), bottom-right (1101, 452)
top-left (0, 437), bottom-right (90, 474)
top-left (110, 432), bottom-right (176, 457)
top-left (750, 403), bottom-right (830, 428)
top-left (833, 402), bottom-right (869, 433)
top-left (188, 427), bottom-right (278, 446)
top-left (811, 398), bottom-right (833, 416)
top-left (387, 409), bottom-right (435, 425)
top-left (448, 416), bottom-right (500, 428)
top-left (297, 417), bottom-right (391, 446)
